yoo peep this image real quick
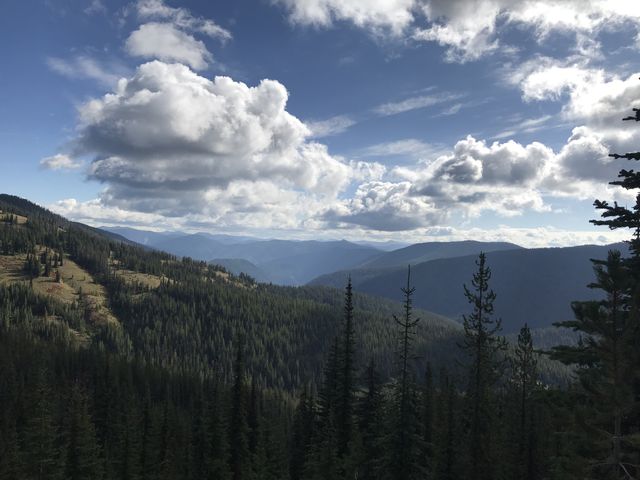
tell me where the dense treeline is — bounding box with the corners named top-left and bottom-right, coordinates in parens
top-left (0, 328), bottom-right (292, 480)
top-left (0, 263), bottom-right (615, 480)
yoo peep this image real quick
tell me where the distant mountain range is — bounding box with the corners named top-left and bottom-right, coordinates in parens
top-left (356, 240), bottom-right (523, 269)
top-left (105, 226), bottom-right (627, 333)
top-left (310, 243), bottom-right (628, 333)
top-left (102, 227), bottom-right (383, 285)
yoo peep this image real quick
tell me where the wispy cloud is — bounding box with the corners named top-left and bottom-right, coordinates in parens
top-left (306, 115), bottom-right (356, 137)
top-left (47, 55), bottom-right (127, 87)
top-left (373, 92), bottom-right (464, 116)
top-left (492, 115), bottom-right (556, 140)
top-left (84, 0), bottom-right (106, 15)
top-left (359, 139), bottom-right (448, 160)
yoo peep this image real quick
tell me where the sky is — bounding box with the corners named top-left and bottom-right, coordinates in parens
top-left (1, 0), bottom-right (640, 247)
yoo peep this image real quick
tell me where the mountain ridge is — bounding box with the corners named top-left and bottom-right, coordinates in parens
top-left (311, 242), bottom-right (628, 332)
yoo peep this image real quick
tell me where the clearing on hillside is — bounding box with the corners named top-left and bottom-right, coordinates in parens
top-left (0, 249), bottom-right (119, 326)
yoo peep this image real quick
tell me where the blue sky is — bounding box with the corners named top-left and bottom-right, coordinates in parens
top-left (1, 0), bottom-right (640, 246)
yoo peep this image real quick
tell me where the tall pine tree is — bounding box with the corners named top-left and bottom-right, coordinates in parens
top-left (384, 266), bottom-right (424, 480)
top-left (460, 252), bottom-right (507, 480)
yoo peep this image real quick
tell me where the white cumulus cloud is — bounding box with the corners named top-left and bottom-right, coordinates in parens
top-left (71, 61), bottom-right (357, 220)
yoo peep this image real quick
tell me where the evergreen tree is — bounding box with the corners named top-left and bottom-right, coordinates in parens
top-left (336, 276), bottom-right (356, 459)
top-left (307, 336), bottom-right (340, 479)
top-left (384, 266), bottom-right (424, 480)
top-left (460, 252), bottom-right (507, 480)
top-left (510, 323), bottom-right (539, 480)
top-left (590, 98), bottom-right (640, 475)
top-left (502, 323), bottom-right (540, 480)
top-left (551, 250), bottom-right (637, 478)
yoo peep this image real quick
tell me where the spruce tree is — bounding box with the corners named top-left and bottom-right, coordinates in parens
top-left (512, 323), bottom-right (538, 480)
top-left (460, 252), bottom-right (507, 480)
top-left (551, 250), bottom-right (637, 478)
top-left (590, 97), bottom-right (640, 475)
top-left (307, 337), bottom-right (340, 480)
top-left (384, 266), bottom-right (424, 480)
top-left (336, 276), bottom-right (356, 459)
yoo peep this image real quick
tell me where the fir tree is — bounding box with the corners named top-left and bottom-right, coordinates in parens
top-left (460, 252), bottom-right (507, 480)
top-left (551, 250), bottom-right (637, 478)
top-left (590, 97), bottom-right (640, 476)
top-left (309, 334), bottom-right (340, 476)
top-left (384, 266), bottom-right (424, 480)
top-left (513, 323), bottom-right (538, 480)
top-left (336, 276), bottom-right (356, 459)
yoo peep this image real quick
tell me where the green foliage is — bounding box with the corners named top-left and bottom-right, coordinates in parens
top-left (382, 266), bottom-right (424, 480)
top-left (551, 251), bottom-right (638, 478)
top-left (460, 252), bottom-right (508, 480)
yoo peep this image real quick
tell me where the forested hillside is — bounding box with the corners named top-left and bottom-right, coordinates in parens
top-left (0, 194), bottom-right (464, 389)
